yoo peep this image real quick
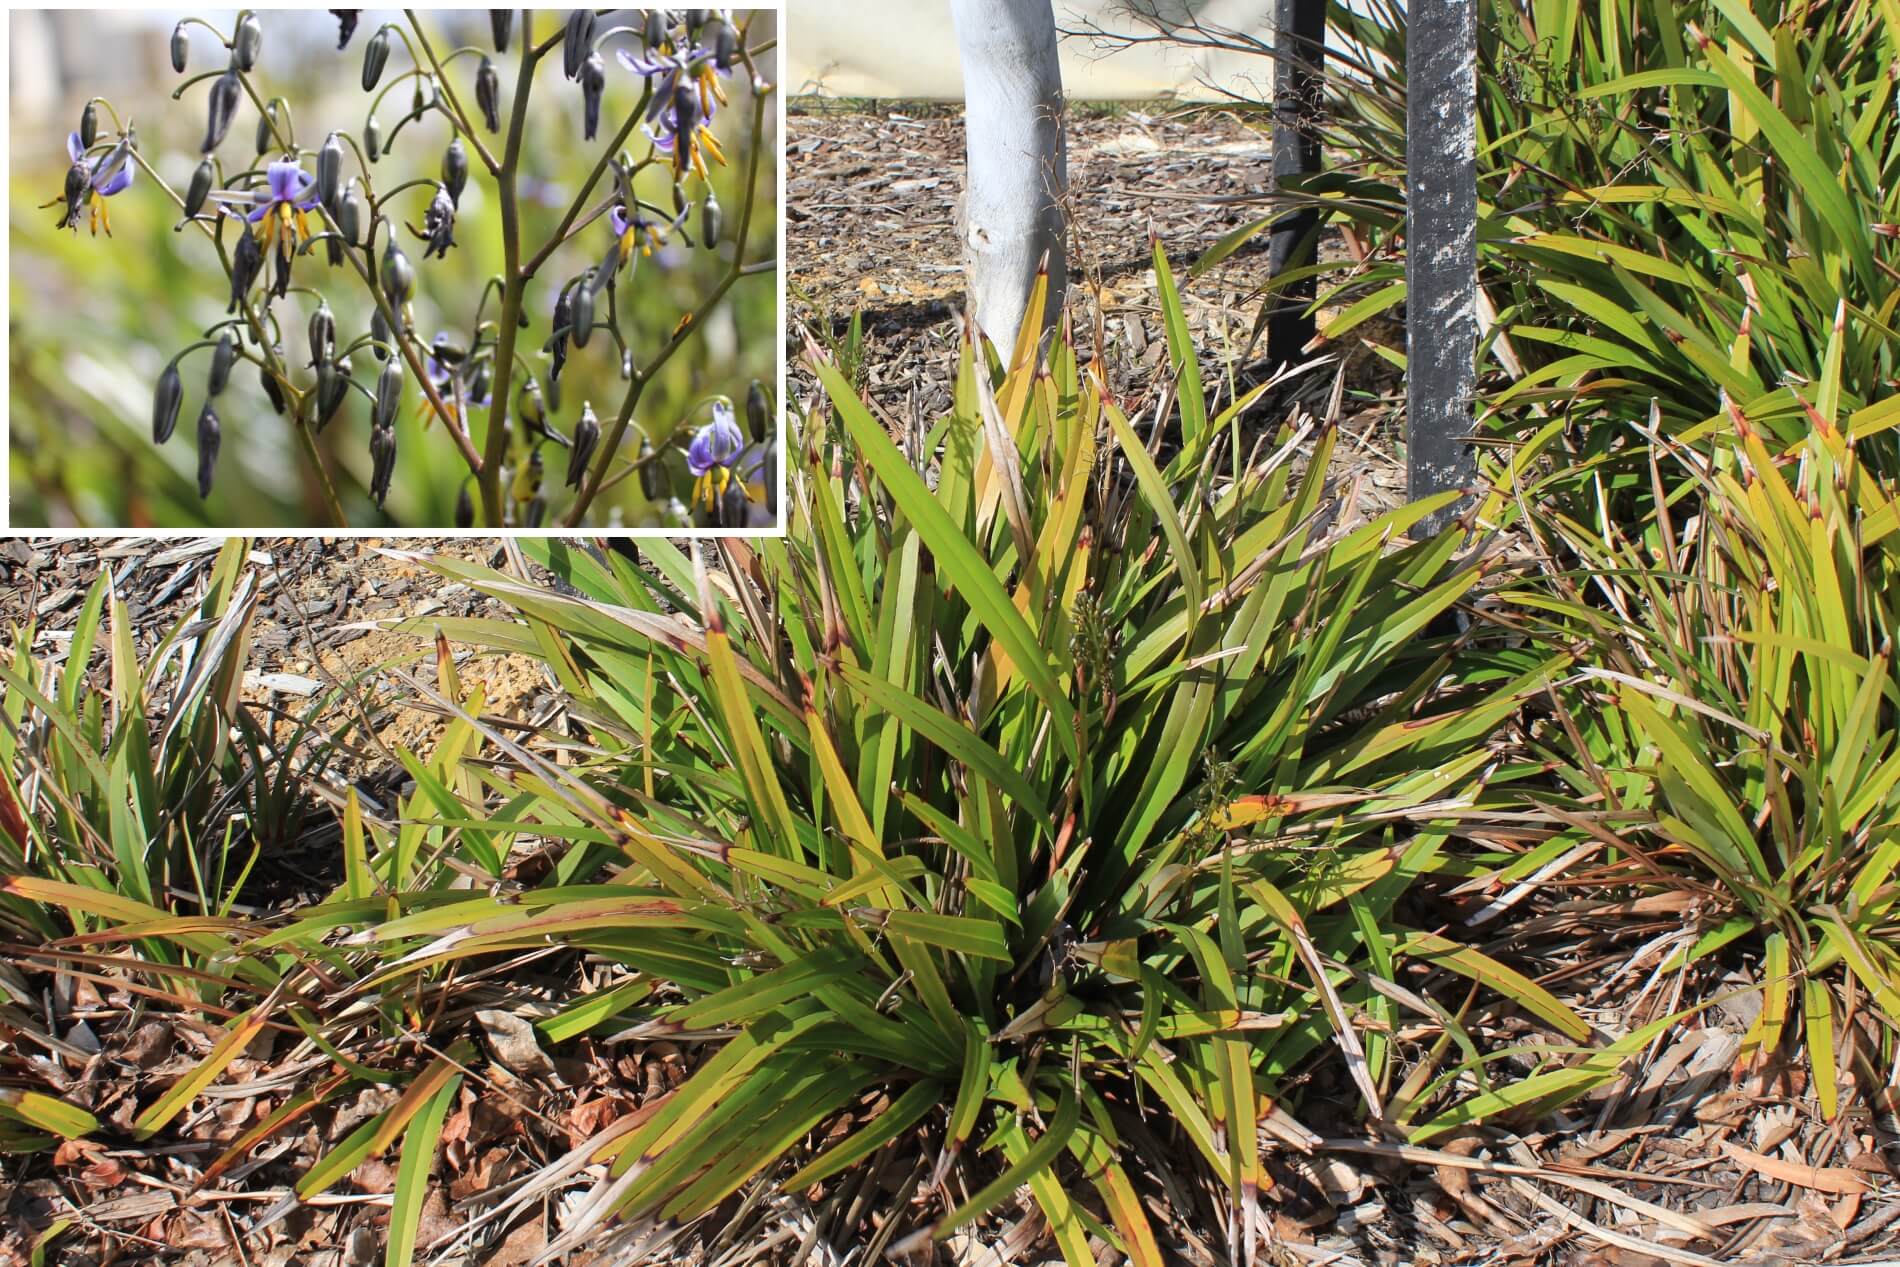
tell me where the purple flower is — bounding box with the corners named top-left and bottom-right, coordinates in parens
top-left (216, 159), bottom-right (322, 281)
top-left (687, 399), bottom-right (747, 509)
top-left (45, 132), bottom-right (134, 235)
top-left (617, 39), bottom-right (729, 179)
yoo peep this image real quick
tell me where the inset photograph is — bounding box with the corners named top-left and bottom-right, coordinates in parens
top-left (9, 8), bottom-right (781, 530)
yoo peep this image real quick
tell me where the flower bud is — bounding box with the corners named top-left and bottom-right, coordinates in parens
top-left (717, 474), bottom-right (749, 528)
top-left (260, 361), bottom-right (287, 415)
top-left (182, 158), bottom-right (214, 222)
top-left (171, 22), bottom-right (190, 73)
top-left (563, 9), bottom-right (595, 80)
top-left (255, 99), bottom-right (282, 157)
top-left (638, 438), bottom-right (662, 499)
top-left (362, 26), bottom-right (390, 92)
top-left (546, 369), bottom-right (562, 413)
top-left (381, 239), bottom-right (415, 308)
top-left (196, 403), bottom-right (221, 498)
top-left (569, 280), bottom-right (595, 348)
top-left (338, 179), bottom-right (365, 245)
top-left (208, 330), bottom-right (237, 396)
top-left (701, 192), bottom-right (721, 249)
top-left (317, 132), bottom-right (344, 209)
top-left (713, 19), bottom-right (738, 71)
top-left (476, 55), bottom-right (501, 133)
top-left (317, 356), bottom-right (351, 429)
top-left (233, 12), bottom-right (262, 72)
top-left (581, 52), bottom-right (606, 141)
top-left (153, 361), bottom-right (184, 444)
top-left (364, 114), bottom-right (382, 161)
top-left (369, 423), bottom-right (397, 508)
top-left (455, 481), bottom-right (474, 528)
top-left (747, 379), bottom-right (770, 444)
top-left (566, 402), bottom-right (600, 488)
top-left (373, 357), bottom-right (403, 430)
top-left (333, 9), bottom-right (360, 49)
top-left (308, 299), bottom-right (335, 368)
top-left (441, 139), bottom-right (468, 208)
top-left (643, 10), bottom-right (667, 49)
top-left (80, 102), bottom-right (99, 149)
top-left (203, 69), bottom-right (242, 152)
top-left (490, 9), bottom-right (512, 53)
top-left (228, 226), bottom-right (262, 311)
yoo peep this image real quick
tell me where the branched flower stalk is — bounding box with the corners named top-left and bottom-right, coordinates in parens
top-left (55, 8), bottom-right (777, 528)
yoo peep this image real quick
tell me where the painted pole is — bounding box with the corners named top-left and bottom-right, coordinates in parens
top-left (1404, 0), bottom-right (1479, 530)
top-left (1265, 0), bottom-right (1327, 370)
top-left (951, 0), bottom-right (1068, 357)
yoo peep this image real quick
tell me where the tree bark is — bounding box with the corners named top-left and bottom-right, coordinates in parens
top-left (952, 0), bottom-right (1068, 356)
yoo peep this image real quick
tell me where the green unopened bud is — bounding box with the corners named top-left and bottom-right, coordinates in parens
top-left (638, 438), bottom-right (662, 500)
top-left (369, 423), bottom-right (397, 508)
top-left (713, 18), bottom-right (738, 70)
top-left (153, 361), bottom-right (183, 444)
top-left (490, 9), bottom-right (512, 53)
top-left (207, 330), bottom-right (237, 396)
top-left (338, 178), bottom-right (364, 244)
top-left (476, 55), bottom-right (501, 132)
top-left (171, 21), bottom-right (190, 73)
top-left (308, 299), bottom-right (335, 368)
top-left (203, 69), bottom-right (241, 152)
top-left (373, 357), bottom-right (402, 430)
top-left (364, 114), bottom-right (382, 161)
top-left (569, 279), bottom-right (595, 348)
top-left (370, 305), bottom-right (393, 360)
top-left (80, 101), bottom-right (99, 149)
top-left (581, 52), bottom-right (606, 140)
top-left (181, 158), bottom-right (214, 223)
top-left (317, 132), bottom-right (344, 208)
top-left (317, 355), bottom-right (351, 429)
top-left (254, 99), bottom-right (277, 156)
top-left (643, 10), bottom-right (667, 50)
top-left (563, 9), bottom-right (596, 80)
top-left (362, 26), bottom-right (390, 92)
top-left (746, 379), bottom-right (771, 443)
top-left (233, 12), bottom-right (262, 71)
top-left (702, 192), bottom-right (721, 249)
top-left (196, 403), bottom-right (221, 498)
top-left (259, 361), bottom-right (287, 415)
top-left (381, 239), bottom-right (415, 308)
top-left (441, 138), bottom-right (468, 207)
top-left (566, 401), bottom-right (600, 487)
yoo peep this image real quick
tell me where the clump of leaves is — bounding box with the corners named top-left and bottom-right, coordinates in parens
top-left (360, 253), bottom-right (1581, 1260)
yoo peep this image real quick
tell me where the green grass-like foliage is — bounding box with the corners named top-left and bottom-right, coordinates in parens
top-left (367, 256), bottom-right (1583, 1256)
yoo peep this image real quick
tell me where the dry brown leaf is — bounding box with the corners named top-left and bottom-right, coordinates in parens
top-left (1719, 1141), bottom-right (1869, 1195)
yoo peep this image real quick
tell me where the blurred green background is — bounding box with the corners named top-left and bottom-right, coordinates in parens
top-left (8, 8), bottom-right (780, 529)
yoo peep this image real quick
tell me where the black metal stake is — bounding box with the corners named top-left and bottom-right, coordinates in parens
top-left (1265, 0), bottom-right (1327, 371)
top-left (1404, 0), bottom-right (1479, 532)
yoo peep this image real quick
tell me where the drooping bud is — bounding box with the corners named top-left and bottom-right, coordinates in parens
top-left (455, 482), bottom-right (474, 527)
top-left (490, 9), bottom-right (512, 53)
top-left (643, 10), bottom-right (667, 50)
top-left (317, 356), bottom-right (352, 429)
top-left (546, 366), bottom-right (562, 413)
top-left (233, 13), bottom-right (263, 72)
top-left (476, 55), bottom-right (501, 132)
top-left (364, 114), bottom-right (382, 161)
top-left (227, 225), bottom-right (262, 311)
top-left (254, 98), bottom-right (279, 156)
top-left (701, 192), bottom-right (721, 249)
top-left (153, 361), bottom-right (183, 444)
top-left (180, 158), bottom-right (214, 224)
top-left (362, 26), bottom-right (390, 92)
top-left (171, 21), bottom-right (190, 73)
top-left (562, 9), bottom-right (595, 80)
top-left (373, 357), bottom-right (403, 430)
top-left (338, 178), bottom-right (364, 244)
top-left (638, 437), bottom-right (662, 499)
top-left (79, 101), bottom-right (99, 149)
top-left (717, 474), bottom-right (749, 528)
top-left (566, 401), bottom-right (600, 487)
top-left (747, 379), bottom-right (771, 443)
top-left (580, 52), bottom-right (606, 141)
top-left (260, 361), bottom-right (287, 415)
top-left (332, 9), bottom-right (360, 49)
top-left (441, 138), bottom-right (468, 207)
top-left (308, 299), bottom-right (336, 368)
top-left (370, 305), bottom-right (393, 360)
top-left (317, 132), bottom-right (344, 209)
top-left (208, 330), bottom-right (237, 396)
top-left (203, 69), bottom-right (242, 152)
top-left (569, 278), bottom-right (595, 348)
top-left (196, 403), bottom-right (221, 498)
top-left (369, 423), bottom-right (397, 509)
top-left (712, 18), bottom-right (738, 71)
top-left (381, 239), bottom-right (415, 308)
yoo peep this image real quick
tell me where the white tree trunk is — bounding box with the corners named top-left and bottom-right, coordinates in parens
top-left (952, 0), bottom-right (1068, 356)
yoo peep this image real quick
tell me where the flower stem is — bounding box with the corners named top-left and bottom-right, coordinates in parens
top-left (478, 8), bottom-right (540, 528)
